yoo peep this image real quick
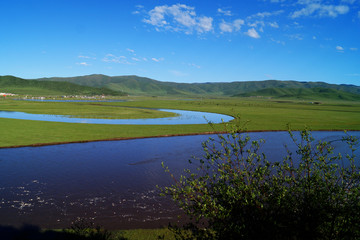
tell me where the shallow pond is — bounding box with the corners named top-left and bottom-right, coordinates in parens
top-left (0, 131), bottom-right (358, 229)
top-left (0, 108), bottom-right (233, 125)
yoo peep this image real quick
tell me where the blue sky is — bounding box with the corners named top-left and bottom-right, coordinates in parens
top-left (1, 0), bottom-right (359, 85)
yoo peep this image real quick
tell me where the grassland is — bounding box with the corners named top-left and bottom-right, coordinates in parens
top-left (0, 97), bottom-right (359, 148)
top-left (0, 100), bottom-right (177, 119)
top-left (114, 228), bottom-right (175, 240)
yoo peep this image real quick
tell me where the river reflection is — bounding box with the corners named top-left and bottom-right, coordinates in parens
top-left (0, 131), bottom-right (358, 229)
top-left (0, 108), bottom-right (233, 125)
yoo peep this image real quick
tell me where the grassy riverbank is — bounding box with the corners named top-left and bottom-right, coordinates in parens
top-left (0, 97), bottom-right (359, 148)
top-left (0, 100), bottom-right (176, 119)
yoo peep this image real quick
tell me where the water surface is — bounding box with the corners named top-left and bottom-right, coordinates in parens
top-left (0, 109), bottom-right (233, 125)
top-left (0, 131), bottom-right (358, 229)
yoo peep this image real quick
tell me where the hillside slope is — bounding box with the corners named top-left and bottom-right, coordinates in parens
top-left (36, 75), bottom-right (188, 96)
top-left (35, 74), bottom-right (360, 98)
top-left (235, 87), bottom-right (360, 101)
top-left (0, 75), bottom-right (125, 96)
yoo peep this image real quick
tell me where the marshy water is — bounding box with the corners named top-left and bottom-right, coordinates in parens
top-left (0, 131), bottom-right (358, 229)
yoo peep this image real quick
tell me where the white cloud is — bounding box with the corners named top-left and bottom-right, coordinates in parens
top-left (245, 28), bottom-right (261, 39)
top-left (127, 48), bottom-right (135, 53)
top-left (144, 6), bottom-right (168, 26)
top-left (219, 21), bottom-right (233, 33)
top-left (218, 8), bottom-right (232, 16)
top-left (220, 19), bottom-right (245, 33)
top-left (288, 34), bottom-right (304, 40)
top-left (336, 46), bottom-right (345, 52)
top-left (248, 20), bottom-right (265, 31)
top-left (197, 16), bottom-right (213, 33)
top-left (291, 3), bottom-right (350, 18)
top-left (254, 12), bottom-right (273, 18)
top-left (233, 19), bottom-right (245, 30)
top-left (151, 57), bottom-right (164, 62)
top-left (102, 54), bottom-right (130, 64)
top-left (78, 55), bottom-right (96, 60)
top-left (143, 4), bottom-right (213, 34)
top-left (246, 10), bottom-right (283, 33)
top-left (77, 62), bottom-right (90, 66)
top-left (188, 63), bottom-right (201, 68)
top-left (132, 5), bottom-right (144, 15)
top-left (271, 38), bottom-right (285, 45)
top-left (269, 22), bottom-right (279, 28)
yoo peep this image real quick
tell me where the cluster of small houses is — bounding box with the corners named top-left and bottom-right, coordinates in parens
top-left (0, 92), bottom-right (108, 100)
top-left (0, 92), bottom-right (16, 97)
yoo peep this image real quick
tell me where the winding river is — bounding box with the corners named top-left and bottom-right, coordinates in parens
top-left (0, 108), bottom-right (233, 125)
top-left (0, 101), bottom-right (358, 229)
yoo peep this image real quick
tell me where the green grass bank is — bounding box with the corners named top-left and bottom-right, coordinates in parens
top-left (0, 97), bottom-right (359, 148)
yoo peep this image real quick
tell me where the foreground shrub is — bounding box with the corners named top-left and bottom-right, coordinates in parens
top-left (64, 218), bottom-right (113, 240)
top-left (161, 125), bottom-right (360, 240)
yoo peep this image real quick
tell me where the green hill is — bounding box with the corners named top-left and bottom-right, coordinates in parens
top-left (235, 87), bottom-right (360, 101)
top-left (34, 74), bottom-right (360, 99)
top-left (36, 74), bottom-right (189, 96)
top-left (0, 75), bottom-right (125, 96)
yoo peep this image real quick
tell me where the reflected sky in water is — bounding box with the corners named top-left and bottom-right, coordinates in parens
top-left (0, 108), bottom-right (233, 125)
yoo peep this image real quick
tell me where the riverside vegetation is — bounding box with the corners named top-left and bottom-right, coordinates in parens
top-left (160, 123), bottom-right (360, 240)
top-left (1, 74), bottom-right (360, 147)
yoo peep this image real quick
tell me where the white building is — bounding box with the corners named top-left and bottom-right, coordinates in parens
top-left (0, 92), bottom-right (16, 96)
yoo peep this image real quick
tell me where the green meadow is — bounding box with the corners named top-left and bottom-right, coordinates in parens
top-left (0, 100), bottom-right (176, 119)
top-left (0, 97), bottom-right (359, 148)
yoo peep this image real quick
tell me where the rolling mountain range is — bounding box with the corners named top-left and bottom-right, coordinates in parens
top-left (0, 75), bottom-right (124, 96)
top-left (235, 87), bottom-right (360, 101)
top-left (1, 74), bottom-right (359, 101)
top-left (35, 74), bottom-right (360, 100)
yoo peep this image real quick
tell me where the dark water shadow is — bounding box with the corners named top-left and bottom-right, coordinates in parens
top-left (0, 224), bottom-right (80, 240)
top-left (0, 224), bottom-right (129, 240)
top-left (128, 158), bottom-right (159, 165)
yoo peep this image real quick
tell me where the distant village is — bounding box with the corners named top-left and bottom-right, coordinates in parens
top-left (0, 92), bottom-right (16, 97)
top-left (0, 92), bottom-right (112, 100)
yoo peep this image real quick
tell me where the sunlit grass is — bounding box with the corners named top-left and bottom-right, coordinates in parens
top-left (0, 97), bottom-right (359, 147)
top-left (0, 100), bottom-right (176, 119)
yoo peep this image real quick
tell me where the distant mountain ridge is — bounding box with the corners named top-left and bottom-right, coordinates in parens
top-left (0, 75), bottom-right (125, 96)
top-left (34, 74), bottom-right (360, 99)
top-left (1, 74), bottom-right (359, 100)
top-left (236, 87), bottom-right (360, 101)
